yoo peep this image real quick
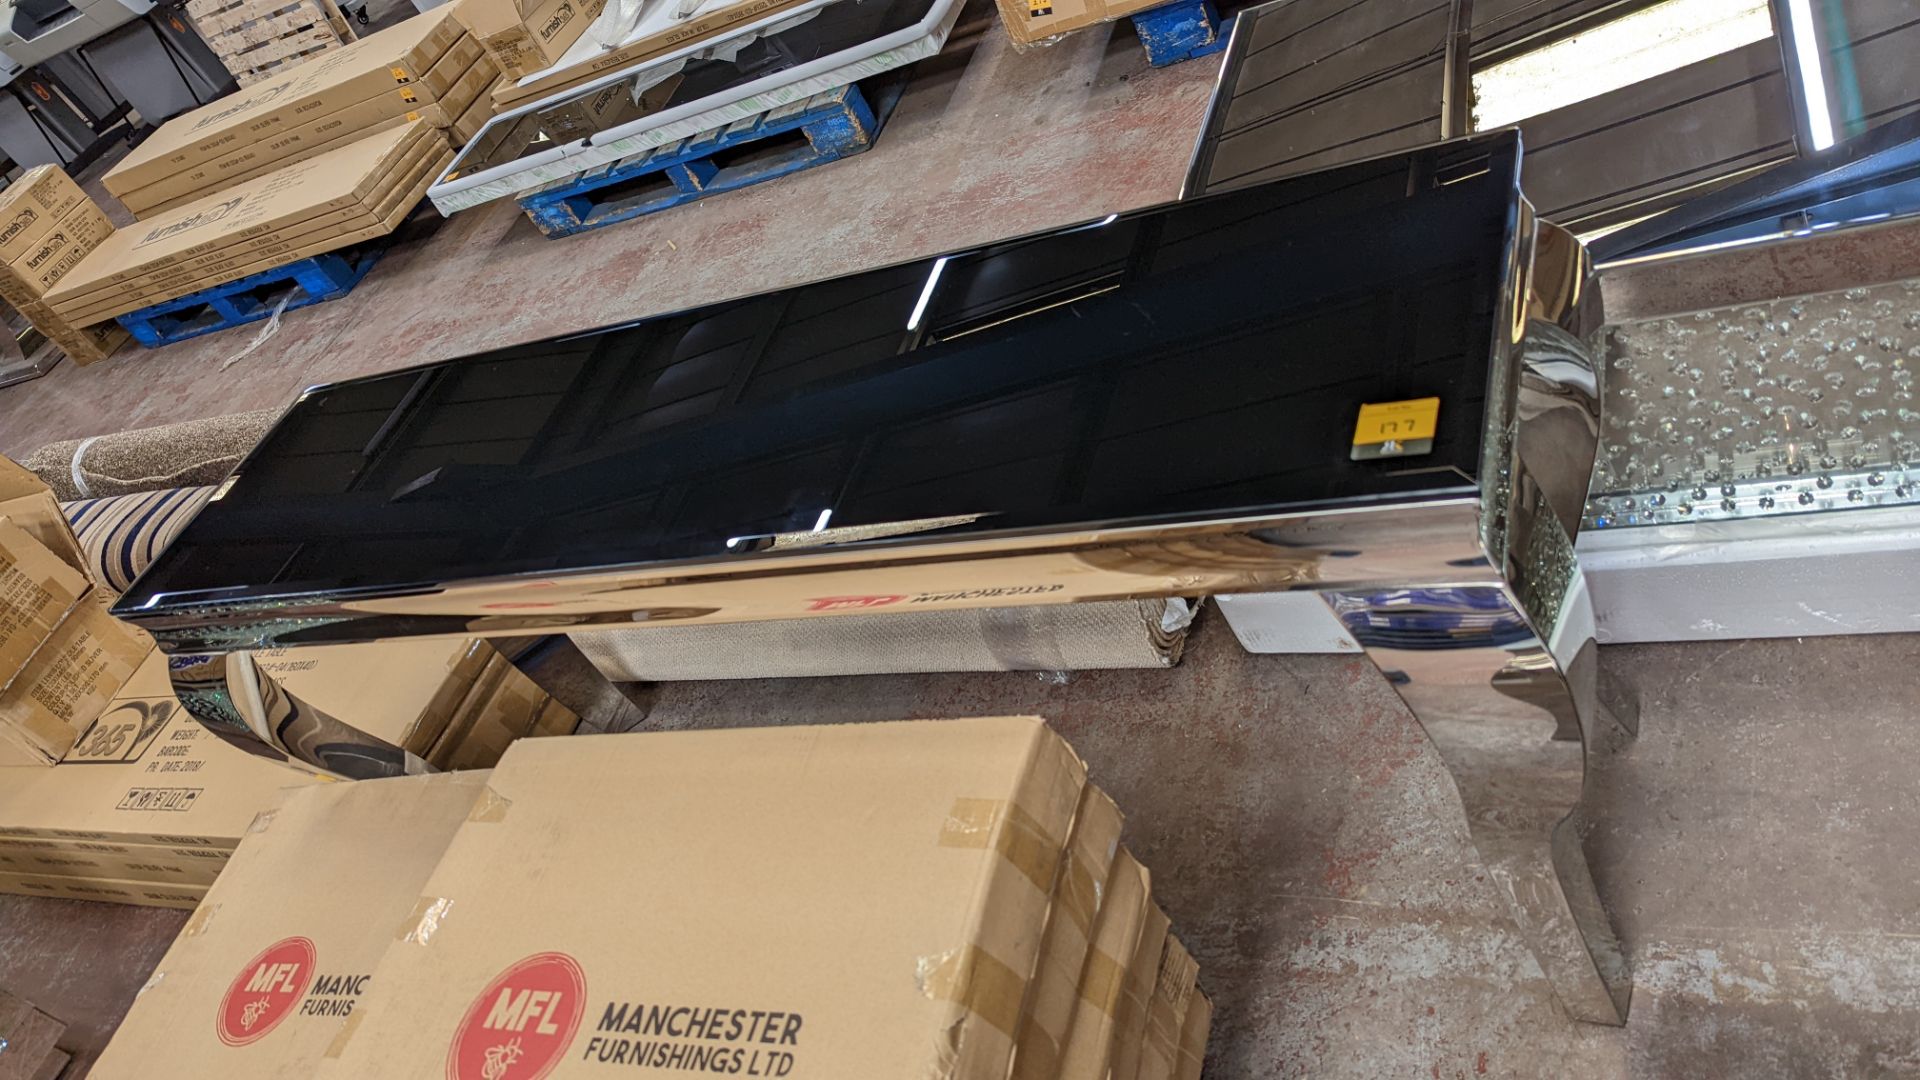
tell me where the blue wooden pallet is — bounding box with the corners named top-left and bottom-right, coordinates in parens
top-left (116, 245), bottom-right (383, 348)
top-left (520, 79), bottom-right (902, 239)
top-left (1131, 0), bottom-right (1229, 67)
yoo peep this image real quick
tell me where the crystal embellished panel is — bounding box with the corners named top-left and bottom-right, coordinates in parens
top-left (1586, 278), bottom-right (1920, 529)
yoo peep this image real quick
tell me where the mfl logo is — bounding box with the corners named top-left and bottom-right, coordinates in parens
top-left (448, 953), bottom-right (585, 1080)
top-left (217, 937), bottom-right (316, 1046)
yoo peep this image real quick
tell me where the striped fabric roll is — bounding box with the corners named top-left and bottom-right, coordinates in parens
top-left (60, 485), bottom-right (217, 594)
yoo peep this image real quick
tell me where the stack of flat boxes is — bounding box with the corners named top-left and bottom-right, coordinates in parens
top-left (0, 637), bottom-right (576, 910)
top-left (0, 169), bottom-right (127, 366)
top-left (102, 9), bottom-right (494, 220)
top-left (84, 717), bottom-right (1212, 1077)
top-left (185, 0), bottom-right (357, 87)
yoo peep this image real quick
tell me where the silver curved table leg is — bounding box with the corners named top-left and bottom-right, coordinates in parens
top-left (1324, 581), bottom-right (1633, 1025)
top-left (166, 652), bottom-right (432, 779)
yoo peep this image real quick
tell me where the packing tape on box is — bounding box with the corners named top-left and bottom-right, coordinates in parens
top-left (247, 809), bottom-right (278, 834)
top-left (324, 1009), bottom-right (364, 1059)
top-left (1057, 847), bottom-right (1102, 938)
top-left (467, 787), bottom-right (513, 823)
top-left (138, 971), bottom-right (165, 996)
top-left (915, 944), bottom-right (1026, 1038)
top-left (181, 902), bottom-right (220, 938)
top-left (1077, 947), bottom-right (1127, 1016)
top-left (937, 799), bottom-right (1062, 896)
top-left (397, 895), bottom-right (454, 946)
top-left (1013, 1022), bottom-right (1063, 1080)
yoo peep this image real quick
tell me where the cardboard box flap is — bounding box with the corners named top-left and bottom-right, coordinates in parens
top-left (0, 456), bottom-right (87, 575)
top-left (318, 717), bottom-right (1088, 1078)
top-left (0, 519), bottom-right (90, 692)
top-left (105, 8), bottom-right (464, 195)
top-left (85, 772), bottom-right (490, 1080)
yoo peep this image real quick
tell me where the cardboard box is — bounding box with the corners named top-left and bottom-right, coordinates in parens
top-left (490, 0), bottom-right (807, 110)
top-left (59, 130), bottom-right (443, 317)
top-left (0, 166), bottom-right (89, 265)
top-left (1013, 786), bottom-right (1123, 1080)
top-left (0, 456), bottom-right (87, 574)
top-left (318, 717), bottom-right (1087, 1079)
top-left (0, 835), bottom-right (228, 885)
top-left (49, 123), bottom-right (442, 322)
top-left (55, 151), bottom-right (445, 326)
top-left (119, 37), bottom-right (485, 217)
top-left (996, 0), bottom-right (1164, 47)
top-left (1058, 849), bottom-right (1151, 1080)
top-left (456, 0), bottom-right (605, 81)
top-left (0, 519), bottom-right (89, 693)
top-left (1138, 935), bottom-right (1199, 1080)
top-left (0, 600), bottom-right (155, 766)
top-left (1174, 991), bottom-right (1210, 1080)
top-left (0, 868), bottom-right (206, 908)
top-left (104, 8), bottom-right (465, 197)
top-left (85, 772), bottom-right (490, 1080)
top-left (249, 634), bottom-right (496, 759)
top-left (1109, 901), bottom-right (1170, 1080)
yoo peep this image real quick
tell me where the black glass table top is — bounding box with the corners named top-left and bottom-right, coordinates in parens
top-left (115, 131), bottom-right (1522, 618)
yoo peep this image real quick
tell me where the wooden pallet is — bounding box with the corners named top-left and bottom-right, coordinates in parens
top-left (115, 244), bottom-right (383, 347)
top-left (186, 0), bottom-right (355, 87)
top-left (518, 79), bottom-right (904, 240)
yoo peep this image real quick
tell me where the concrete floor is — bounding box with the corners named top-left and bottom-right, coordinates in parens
top-left (0, 12), bottom-right (1221, 458)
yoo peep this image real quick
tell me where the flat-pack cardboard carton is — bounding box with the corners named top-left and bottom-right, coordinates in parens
top-left (996, 0), bottom-right (1164, 47)
top-left (319, 717), bottom-right (1088, 1079)
top-left (2, 199), bottom-right (115, 294)
top-left (119, 36), bottom-right (490, 217)
top-left (104, 8), bottom-right (466, 197)
top-left (0, 834), bottom-right (227, 886)
top-left (48, 123), bottom-right (444, 323)
top-left (1109, 901), bottom-right (1170, 1080)
top-left (1014, 786), bottom-right (1123, 1080)
top-left (0, 519), bottom-right (89, 693)
top-left (85, 772), bottom-right (491, 1080)
top-left (1058, 850), bottom-right (1152, 1080)
top-left (0, 636), bottom-right (527, 859)
top-left (1174, 992), bottom-right (1210, 1080)
top-left (0, 166), bottom-right (89, 265)
top-left (56, 130), bottom-right (446, 323)
top-left (490, 0), bottom-right (807, 109)
top-left (0, 599), bottom-right (154, 766)
top-left (0, 456), bottom-right (86, 575)
top-left (0, 654), bottom-right (330, 848)
top-left (456, 0), bottom-right (605, 81)
top-left (1138, 935), bottom-right (1199, 1080)
top-left (0, 869), bottom-right (205, 909)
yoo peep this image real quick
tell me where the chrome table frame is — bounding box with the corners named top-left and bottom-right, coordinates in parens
top-left (127, 146), bottom-right (1636, 1026)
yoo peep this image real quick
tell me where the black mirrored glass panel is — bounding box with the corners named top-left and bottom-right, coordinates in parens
top-left (118, 132), bottom-right (1521, 615)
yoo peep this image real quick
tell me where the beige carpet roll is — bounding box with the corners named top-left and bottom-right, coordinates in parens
top-left (21, 409), bottom-right (278, 500)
